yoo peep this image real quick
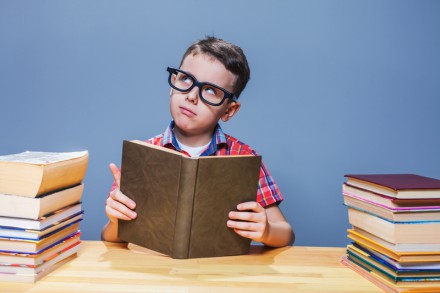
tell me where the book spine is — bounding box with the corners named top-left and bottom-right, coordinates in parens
top-left (172, 158), bottom-right (198, 259)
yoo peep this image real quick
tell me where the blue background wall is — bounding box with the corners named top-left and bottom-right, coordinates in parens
top-left (1, 1), bottom-right (439, 247)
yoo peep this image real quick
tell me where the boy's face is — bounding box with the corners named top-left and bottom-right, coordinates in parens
top-left (170, 53), bottom-right (240, 140)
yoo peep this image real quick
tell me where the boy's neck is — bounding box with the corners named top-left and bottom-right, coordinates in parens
top-left (173, 126), bottom-right (214, 148)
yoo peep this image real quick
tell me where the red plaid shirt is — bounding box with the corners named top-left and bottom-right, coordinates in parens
top-left (111, 122), bottom-right (283, 207)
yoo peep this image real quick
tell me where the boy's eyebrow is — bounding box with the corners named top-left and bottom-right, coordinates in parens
top-left (179, 68), bottom-right (194, 77)
top-left (180, 69), bottom-right (207, 83)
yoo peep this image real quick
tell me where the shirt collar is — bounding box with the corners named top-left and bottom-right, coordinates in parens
top-left (163, 121), bottom-right (227, 156)
top-left (162, 121), bottom-right (180, 150)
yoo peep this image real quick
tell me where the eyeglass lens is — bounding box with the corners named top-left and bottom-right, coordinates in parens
top-left (171, 71), bottom-right (226, 105)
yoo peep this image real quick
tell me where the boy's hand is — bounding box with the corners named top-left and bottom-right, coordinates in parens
top-left (105, 163), bottom-right (137, 223)
top-left (227, 201), bottom-right (269, 243)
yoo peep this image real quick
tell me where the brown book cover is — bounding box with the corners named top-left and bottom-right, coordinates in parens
top-left (118, 140), bottom-right (262, 259)
top-left (344, 174), bottom-right (440, 199)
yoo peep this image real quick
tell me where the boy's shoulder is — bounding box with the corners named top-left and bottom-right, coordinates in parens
top-left (145, 134), bottom-right (165, 145)
top-left (221, 133), bottom-right (259, 156)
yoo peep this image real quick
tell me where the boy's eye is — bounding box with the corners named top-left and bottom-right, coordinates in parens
top-left (205, 87), bottom-right (215, 94)
top-left (178, 74), bottom-right (193, 84)
top-left (203, 86), bottom-right (221, 97)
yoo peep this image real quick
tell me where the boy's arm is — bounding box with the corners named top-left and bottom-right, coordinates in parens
top-left (227, 202), bottom-right (294, 247)
top-left (101, 163), bottom-right (137, 242)
top-left (101, 219), bottom-right (119, 242)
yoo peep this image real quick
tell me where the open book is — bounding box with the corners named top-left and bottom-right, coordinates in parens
top-left (118, 140), bottom-right (262, 259)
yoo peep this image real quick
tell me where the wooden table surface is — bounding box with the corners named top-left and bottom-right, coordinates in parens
top-left (0, 241), bottom-right (381, 293)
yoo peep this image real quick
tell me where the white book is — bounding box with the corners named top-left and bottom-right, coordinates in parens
top-left (0, 215), bottom-right (83, 240)
top-left (0, 184), bottom-right (84, 219)
top-left (0, 203), bottom-right (82, 230)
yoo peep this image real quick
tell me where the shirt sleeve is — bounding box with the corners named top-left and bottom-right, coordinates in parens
top-left (256, 160), bottom-right (284, 207)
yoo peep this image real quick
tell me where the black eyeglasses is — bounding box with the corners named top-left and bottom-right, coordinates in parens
top-left (167, 67), bottom-right (237, 106)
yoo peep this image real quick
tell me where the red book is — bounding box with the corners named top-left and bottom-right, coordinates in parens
top-left (344, 174), bottom-right (440, 199)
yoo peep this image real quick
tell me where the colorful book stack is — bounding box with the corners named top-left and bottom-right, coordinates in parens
top-left (340, 174), bottom-right (440, 293)
top-left (0, 151), bottom-right (88, 283)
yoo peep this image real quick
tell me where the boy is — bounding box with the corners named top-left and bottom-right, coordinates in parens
top-left (102, 37), bottom-right (294, 248)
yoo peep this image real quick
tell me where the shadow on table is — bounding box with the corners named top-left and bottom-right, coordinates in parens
top-left (98, 242), bottom-right (288, 282)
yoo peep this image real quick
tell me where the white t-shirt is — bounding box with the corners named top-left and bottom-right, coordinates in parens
top-left (175, 137), bottom-right (210, 158)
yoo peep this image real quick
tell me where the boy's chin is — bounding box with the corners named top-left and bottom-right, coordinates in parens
top-left (173, 120), bottom-right (195, 134)
top-left (173, 120), bottom-right (215, 137)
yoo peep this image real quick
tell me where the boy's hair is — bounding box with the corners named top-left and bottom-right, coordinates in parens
top-left (179, 36), bottom-right (250, 98)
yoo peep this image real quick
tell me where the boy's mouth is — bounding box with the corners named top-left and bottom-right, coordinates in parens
top-left (179, 106), bottom-right (196, 117)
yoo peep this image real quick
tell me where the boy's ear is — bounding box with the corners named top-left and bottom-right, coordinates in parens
top-left (221, 101), bottom-right (241, 122)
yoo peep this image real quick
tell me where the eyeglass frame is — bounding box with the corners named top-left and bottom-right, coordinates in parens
top-left (167, 67), bottom-right (237, 106)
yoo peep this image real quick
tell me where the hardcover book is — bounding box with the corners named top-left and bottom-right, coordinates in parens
top-left (0, 151), bottom-right (88, 197)
top-left (0, 232), bottom-right (80, 266)
top-left (346, 229), bottom-right (440, 263)
top-left (118, 140), bottom-right (262, 259)
top-left (341, 256), bottom-right (440, 293)
top-left (0, 184), bottom-right (84, 220)
top-left (0, 226), bottom-right (80, 254)
top-left (348, 207), bottom-right (440, 244)
top-left (347, 245), bottom-right (440, 281)
top-left (0, 216), bottom-right (82, 240)
top-left (0, 253), bottom-right (77, 283)
top-left (347, 244), bottom-right (440, 274)
top-left (343, 183), bottom-right (440, 209)
top-left (343, 195), bottom-right (440, 222)
top-left (350, 227), bottom-right (440, 253)
top-left (344, 174), bottom-right (440, 199)
top-left (0, 203), bottom-right (83, 230)
top-left (0, 242), bottom-right (80, 275)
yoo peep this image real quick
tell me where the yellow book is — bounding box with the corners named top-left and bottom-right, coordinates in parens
top-left (347, 229), bottom-right (440, 263)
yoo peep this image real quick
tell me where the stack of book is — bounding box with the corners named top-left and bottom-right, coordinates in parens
top-left (0, 151), bottom-right (88, 282)
top-left (340, 174), bottom-right (440, 292)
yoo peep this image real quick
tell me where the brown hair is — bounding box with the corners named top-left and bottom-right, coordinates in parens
top-left (179, 36), bottom-right (250, 98)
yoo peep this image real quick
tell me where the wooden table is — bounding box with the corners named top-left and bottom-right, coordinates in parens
top-left (0, 241), bottom-right (381, 292)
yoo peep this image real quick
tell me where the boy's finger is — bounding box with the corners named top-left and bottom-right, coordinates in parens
top-left (110, 188), bottom-right (136, 210)
top-left (227, 220), bottom-right (261, 233)
top-left (232, 228), bottom-right (262, 242)
top-left (106, 193), bottom-right (137, 218)
top-left (229, 210), bottom-right (262, 223)
top-left (237, 201), bottom-right (263, 212)
top-left (105, 203), bottom-right (136, 221)
top-left (109, 163), bottom-right (121, 187)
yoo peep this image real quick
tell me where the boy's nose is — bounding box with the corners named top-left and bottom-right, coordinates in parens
top-left (185, 86), bottom-right (199, 104)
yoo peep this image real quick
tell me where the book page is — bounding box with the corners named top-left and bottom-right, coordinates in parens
top-left (0, 151), bottom-right (88, 165)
